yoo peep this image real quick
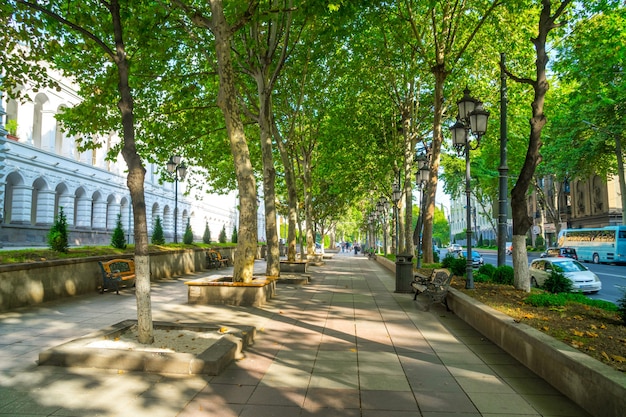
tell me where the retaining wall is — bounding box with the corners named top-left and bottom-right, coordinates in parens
top-left (0, 247), bottom-right (236, 312)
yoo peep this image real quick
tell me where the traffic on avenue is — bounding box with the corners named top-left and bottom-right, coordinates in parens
top-left (442, 248), bottom-right (625, 305)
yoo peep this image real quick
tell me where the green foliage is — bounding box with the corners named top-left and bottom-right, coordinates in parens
top-left (5, 119), bottom-right (17, 136)
top-left (110, 213), bottom-right (127, 249)
top-left (219, 225), bottom-right (227, 243)
top-left (473, 272), bottom-right (491, 283)
top-left (524, 292), bottom-right (569, 307)
top-left (493, 265), bottom-right (514, 285)
top-left (525, 292), bottom-right (618, 312)
top-left (542, 270), bottom-right (573, 294)
top-left (617, 291), bottom-right (626, 325)
top-left (432, 250), bottom-right (439, 263)
top-left (48, 207), bottom-right (69, 253)
top-left (183, 219), bottom-right (193, 244)
top-left (151, 216), bottom-right (165, 245)
top-left (477, 263), bottom-right (496, 279)
top-left (202, 222), bottom-right (211, 244)
top-left (441, 254), bottom-right (466, 276)
top-left (534, 235), bottom-right (545, 251)
top-left (231, 225), bottom-right (238, 243)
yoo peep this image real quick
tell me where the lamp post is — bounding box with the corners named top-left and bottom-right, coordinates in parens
top-left (415, 153), bottom-right (430, 268)
top-left (377, 196), bottom-right (389, 255)
top-left (450, 87), bottom-right (490, 289)
top-left (166, 155), bottom-right (187, 243)
top-left (392, 181), bottom-right (401, 255)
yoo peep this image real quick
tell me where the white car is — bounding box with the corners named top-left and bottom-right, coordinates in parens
top-left (528, 258), bottom-right (602, 293)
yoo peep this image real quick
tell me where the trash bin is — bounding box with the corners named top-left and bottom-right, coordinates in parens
top-left (395, 254), bottom-right (414, 293)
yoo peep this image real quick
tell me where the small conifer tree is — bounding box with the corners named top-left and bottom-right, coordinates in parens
top-left (48, 207), bottom-right (69, 253)
top-left (231, 225), bottom-right (238, 243)
top-left (219, 224), bottom-right (227, 243)
top-left (183, 219), bottom-right (194, 244)
top-left (203, 221), bottom-right (211, 244)
top-left (151, 216), bottom-right (165, 245)
top-left (111, 213), bottom-right (127, 249)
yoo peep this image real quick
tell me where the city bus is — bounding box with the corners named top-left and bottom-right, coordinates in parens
top-left (557, 226), bottom-right (626, 264)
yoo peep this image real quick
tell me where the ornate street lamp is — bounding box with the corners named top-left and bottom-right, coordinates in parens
top-left (166, 155), bottom-right (187, 243)
top-left (415, 152), bottom-right (430, 268)
top-left (450, 87), bottom-right (490, 289)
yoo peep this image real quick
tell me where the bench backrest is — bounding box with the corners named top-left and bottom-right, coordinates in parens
top-left (99, 259), bottom-right (135, 275)
top-left (432, 269), bottom-right (452, 287)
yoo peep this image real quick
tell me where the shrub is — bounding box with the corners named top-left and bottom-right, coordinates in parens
top-left (441, 254), bottom-right (466, 277)
top-left (110, 213), bottom-right (127, 249)
top-left (219, 225), bottom-right (227, 243)
top-left (541, 269), bottom-right (573, 294)
top-left (493, 265), bottom-right (514, 285)
top-left (440, 253), bottom-right (454, 268)
top-left (433, 249), bottom-right (440, 263)
top-left (477, 263), bottom-right (496, 279)
top-left (231, 225), bottom-right (238, 243)
top-left (535, 235), bottom-right (545, 251)
top-left (183, 220), bottom-right (194, 244)
top-left (48, 207), bottom-right (69, 253)
top-left (473, 272), bottom-right (491, 283)
top-left (202, 222), bottom-right (211, 244)
top-left (151, 216), bottom-right (165, 245)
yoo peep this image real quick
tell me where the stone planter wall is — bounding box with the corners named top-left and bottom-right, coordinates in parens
top-left (446, 289), bottom-right (626, 417)
top-left (0, 247), bottom-right (237, 312)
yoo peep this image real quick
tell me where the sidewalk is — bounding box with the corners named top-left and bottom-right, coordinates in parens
top-left (0, 252), bottom-right (591, 417)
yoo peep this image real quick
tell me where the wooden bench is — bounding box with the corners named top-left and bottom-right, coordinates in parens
top-left (98, 259), bottom-right (136, 294)
top-left (206, 250), bottom-right (230, 269)
top-left (411, 268), bottom-right (452, 311)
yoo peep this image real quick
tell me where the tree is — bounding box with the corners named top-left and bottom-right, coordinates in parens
top-left (48, 207), bottom-right (69, 253)
top-left (505, 0), bottom-right (573, 291)
top-left (203, 222), bottom-right (211, 244)
top-left (231, 225), bottom-right (238, 244)
top-left (219, 225), bottom-right (227, 244)
top-left (1, 0), bottom-right (168, 344)
top-left (111, 213), bottom-right (127, 249)
top-left (183, 219), bottom-right (193, 244)
top-left (152, 217), bottom-right (165, 245)
top-left (172, 0), bottom-right (258, 283)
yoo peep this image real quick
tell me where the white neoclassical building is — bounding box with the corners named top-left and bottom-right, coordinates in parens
top-left (0, 72), bottom-right (240, 248)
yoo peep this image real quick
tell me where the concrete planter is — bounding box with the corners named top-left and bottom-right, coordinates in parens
top-left (39, 320), bottom-right (255, 375)
top-left (279, 260), bottom-right (308, 273)
top-left (185, 276), bottom-right (276, 307)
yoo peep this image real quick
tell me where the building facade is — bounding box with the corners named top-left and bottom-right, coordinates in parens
top-left (0, 76), bottom-right (239, 248)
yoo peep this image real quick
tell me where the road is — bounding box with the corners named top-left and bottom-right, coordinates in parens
top-left (449, 249), bottom-right (626, 305)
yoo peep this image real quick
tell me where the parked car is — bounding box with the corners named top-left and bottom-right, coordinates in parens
top-left (528, 258), bottom-right (601, 293)
top-left (459, 250), bottom-right (484, 268)
top-left (540, 247), bottom-right (578, 260)
top-left (505, 242), bottom-right (513, 255)
top-left (447, 244), bottom-right (462, 254)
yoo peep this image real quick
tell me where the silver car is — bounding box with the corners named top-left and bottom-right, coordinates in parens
top-left (528, 258), bottom-right (602, 293)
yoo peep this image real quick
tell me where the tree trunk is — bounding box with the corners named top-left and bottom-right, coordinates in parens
top-left (210, 0), bottom-right (258, 282)
top-left (274, 122), bottom-right (298, 262)
top-left (110, 0), bottom-right (153, 345)
top-left (256, 75), bottom-right (280, 277)
top-left (422, 68), bottom-right (446, 264)
top-left (402, 116), bottom-right (414, 256)
top-left (510, 0), bottom-right (571, 291)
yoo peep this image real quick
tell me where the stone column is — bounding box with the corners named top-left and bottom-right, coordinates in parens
top-left (75, 196), bottom-right (92, 228)
top-left (58, 194), bottom-right (76, 226)
top-left (92, 199), bottom-right (107, 229)
top-left (35, 189), bottom-right (56, 225)
top-left (107, 202), bottom-right (121, 230)
top-left (10, 184), bottom-right (33, 224)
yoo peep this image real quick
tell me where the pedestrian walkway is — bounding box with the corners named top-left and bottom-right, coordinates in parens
top-left (0, 252), bottom-right (591, 417)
